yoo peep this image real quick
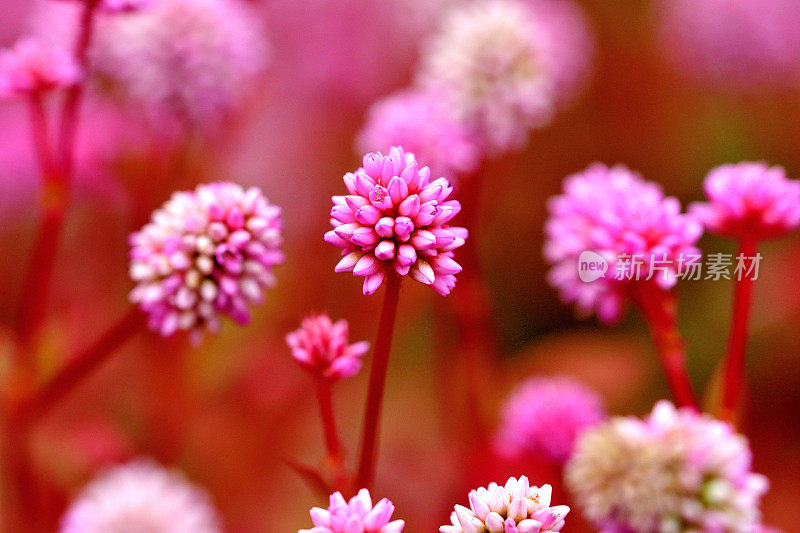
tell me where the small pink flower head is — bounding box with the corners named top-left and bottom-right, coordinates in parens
top-left (0, 37), bottom-right (80, 97)
top-left (286, 314), bottom-right (369, 380)
top-left (544, 163), bottom-right (703, 324)
top-left (129, 182), bottom-right (283, 342)
top-left (494, 376), bottom-right (606, 463)
top-left (325, 146), bottom-right (468, 296)
top-left (300, 489), bottom-right (405, 533)
top-left (690, 162), bottom-right (800, 241)
top-left (357, 90), bottom-right (482, 182)
top-left (441, 476), bottom-right (569, 533)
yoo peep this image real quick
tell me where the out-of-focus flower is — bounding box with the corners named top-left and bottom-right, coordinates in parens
top-left (300, 489), bottom-right (405, 533)
top-left (59, 459), bottom-right (221, 533)
top-left (565, 401), bottom-right (770, 532)
top-left (494, 375), bottom-right (606, 463)
top-left (544, 163), bottom-right (703, 324)
top-left (91, 0), bottom-right (269, 129)
top-left (0, 37), bottom-right (80, 97)
top-left (286, 314), bottom-right (369, 381)
top-left (690, 162), bottom-right (800, 241)
top-left (440, 476), bottom-right (569, 533)
top-left (356, 90), bottom-right (481, 182)
top-left (54, 0), bottom-right (151, 14)
top-left (325, 146), bottom-right (467, 296)
top-left (417, 0), bottom-right (586, 153)
top-left (129, 182), bottom-right (283, 341)
top-left (656, 0), bottom-right (800, 90)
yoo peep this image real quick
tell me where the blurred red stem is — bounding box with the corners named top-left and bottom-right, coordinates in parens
top-left (632, 283), bottom-right (698, 409)
top-left (720, 238), bottom-right (758, 422)
top-left (356, 274), bottom-right (402, 490)
top-left (315, 376), bottom-right (342, 463)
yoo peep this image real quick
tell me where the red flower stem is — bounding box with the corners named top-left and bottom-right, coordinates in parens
top-left (15, 0), bottom-right (100, 346)
top-left (633, 283), bottom-right (699, 409)
top-left (719, 238), bottom-right (759, 422)
top-left (315, 375), bottom-right (342, 463)
top-left (356, 274), bottom-right (402, 490)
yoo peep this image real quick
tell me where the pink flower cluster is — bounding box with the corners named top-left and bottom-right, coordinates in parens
top-left (544, 163), bottom-right (702, 323)
top-left (129, 182), bottom-right (283, 341)
top-left (690, 162), bottom-right (800, 241)
top-left (494, 376), bottom-right (606, 463)
top-left (300, 489), bottom-right (405, 533)
top-left (441, 476), bottom-right (569, 533)
top-left (326, 147), bottom-right (467, 296)
top-left (286, 314), bottom-right (369, 381)
top-left (0, 37), bottom-right (80, 97)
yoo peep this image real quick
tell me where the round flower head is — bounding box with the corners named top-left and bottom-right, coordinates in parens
top-left (440, 476), bottom-right (569, 533)
top-left (544, 163), bottom-right (703, 324)
top-left (286, 314), bottom-right (370, 380)
top-left (494, 376), bottom-right (606, 463)
top-left (357, 90), bottom-right (481, 181)
top-left (300, 489), bottom-right (405, 533)
top-left (59, 459), bottom-right (221, 533)
top-left (565, 401), bottom-right (769, 532)
top-left (325, 146), bottom-right (468, 296)
top-left (91, 0), bottom-right (269, 129)
top-left (690, 162), bottom-right (800, 241)
top-left (416, 0), bottom-right (558, 154)
top-left (129, 182), bottom-right (283, 341)
top-left (0, 37), bottom-right (80, 97)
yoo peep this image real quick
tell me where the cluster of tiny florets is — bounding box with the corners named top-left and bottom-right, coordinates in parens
top-left (325, 146), bottom-right (467, 296)
top-left (566, 401), bottom-right (770, 532)
top-left (0, 37), bottom-right (80, 97)
top-left (286, 314), bottom-right (369, 381)
top-left (59, 459), bottom-right (221, 533)
top-left (129, 182), bottom-right (283, 341)
top-left (441, 476), bottom-right (569, 533)
top-left (544, 163), bottom-right (703, 323)
top-left (300, 489), bottom-right (405, 533)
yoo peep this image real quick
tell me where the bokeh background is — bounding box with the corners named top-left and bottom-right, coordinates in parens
top-left (1, 0), bottom-right (799, 531)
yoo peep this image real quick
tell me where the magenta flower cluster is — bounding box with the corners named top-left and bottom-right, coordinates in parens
top-left (0, 37), bottom-right (80, 97)
top-left (286, 314), bottom-right (369, 381)
top-left (129, 182), bottom-right (283, 341)
top-left (544, 163), bottom-right (702, 323)
top-left (690, 162), bottom-right (800, 241)
top-left (494, 376), bottom-right (606, 463)
top-left (300, 489), bottom-right (405, 533)
top-left (325, 146), bottom-right (467, 296)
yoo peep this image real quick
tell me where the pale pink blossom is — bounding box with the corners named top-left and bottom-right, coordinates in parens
top-left (300, 489), bottom-right (405, 533)
top-left (0, 37), bottom-right (80, 97)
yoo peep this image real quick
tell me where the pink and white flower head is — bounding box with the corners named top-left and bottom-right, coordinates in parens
top-left (325, 146), bottom-right (468, 296)
top-left (656, 0), bottom-right (800, 90)
top-left (565, 401), bottom-right (769, 533)
top-left (357, 90), bottom-right (481, 181)
top-left (129, 182), bottom-right (283, 341)
top-left (544, 163), bottom-right (703, 324)
top-left (0, 37), bottom-right (80, 97)
top-left (91, 0), bottom-right (269, 129)
top-left (440, 476), bottom-right (569, 533)
top-left (300, 489), bottom-right (405, 533)
top-left (416, 0), bottom-right (559, 154)
top-left (494, 376), bottom-right (606, 463)
top-left (59, 459), bottom-right (221, 533)
top-left (690, 162), bottom-right (800, 241)
top-left (286, 314), bottom-right (369, 381)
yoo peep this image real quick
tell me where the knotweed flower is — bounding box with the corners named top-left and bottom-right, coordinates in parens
top-left (300, 489), bottom-right (405, 533)
top-left (129, 182), bottom-right (283, 341)
top-left (0, 37), bottom-right (80, 97)
top-left (286, 314), bottom-right (369, 380)
top-left (91, 0), bottom-right (269, 128)
top-left (494, 376), bottom-right (606, 463)
top-left (690, 162), bottom-right (800, 241)
top-left (325, 146), bottom-right (467, 296)
top-left (440, 476), bottom-right (569, 533)
top-left (544, 163), bottom-right (703, 323)
top-left (416, 0), bottom-right (557, 153)
top-left (565, 401), bottom-right (769, 532)
top-left (357, 90), bottom-right (481, 181)
top-left (59, 459), bottom-right (221, 533)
